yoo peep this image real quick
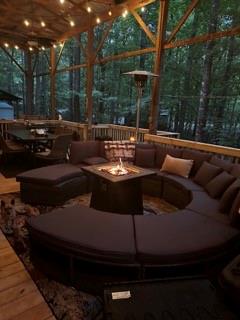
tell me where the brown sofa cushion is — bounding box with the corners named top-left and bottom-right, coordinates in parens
top-left (210, 156), bottom-right (233, 172)
top-left (16, 164), bottom-right (84, 186)
top-left (83, 157), bottom-right (108, 165)
top-left (135, 148), bottom-right (155, 168)
top-left (231, 164), bottom-right (240, 178)
top-left (28, 205), bottom-right (137, 264)
top-left (193, 161), bottom-right (222, 187)
top-left (182, 149), bottom-right (211, 176)
top-left (219, 179), bottom-right (240, 213)
top-left (161, 154), bottom-right (193, 178)
top-left (230, 190), bottom-right (240, 227)
top-left (134, 210), bottom-right (239, 265)
top-left (69, 141), bottom-right (100, 165)
top-left (205, 172), bottom-right (236, 199)
top-left (155, 145), bottom-right (182, 168)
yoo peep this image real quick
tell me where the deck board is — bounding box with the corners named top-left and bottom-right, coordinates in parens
top-left (0, 230), bottom-right (56, 320)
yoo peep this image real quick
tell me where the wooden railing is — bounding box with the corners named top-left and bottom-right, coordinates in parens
top-left (0, 120), bottom-right (179, 142)
top-left (144, 134), bottom-right (240, 162)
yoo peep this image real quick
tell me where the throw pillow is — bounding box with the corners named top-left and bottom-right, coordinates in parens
top-left (155, 145), bottom-right (182, 168)
top-left (229, 190), bottom-right (240, 227)
top-left (104, 141), bottom-right (135, 162)
top-left (160, 154), bottom-right (194, 178)
top-left (193, 161), bottom-right (222, 187)
top-left (182, 149), bottom-right (211, 176)
top-left (205, 171), bottom-right (236, 199)
top-left (135, 148), bottom-right (155, 168)
top-left (219, 178), bottom-right (240, 213)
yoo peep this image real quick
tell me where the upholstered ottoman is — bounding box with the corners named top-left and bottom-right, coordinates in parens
top-left (16, 163), bottom-right (88, 205)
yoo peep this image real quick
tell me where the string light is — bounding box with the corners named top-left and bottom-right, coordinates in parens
top-left (53, 44), bottom-right (57, 48)
top-left (141, 7), bottom-right (145, 12)
top-left (41, 21), bottom-right (46, 27)
top-left (41, 46), bottom-right (45, 50)
top-left (59, 0), bottom-right (65, 4)
top-left (4, 43), bottom-right (9, 48)
top-left (70, 20), bottom-right (75, 27)
top-left (87, 6), bottom-right (92, 13)
top-left (15, 45), bottom-right (19, 50)
top-left (59, 42), bottom-right (64, 47)
top-left (29, 47), bottom-right (33, 51)
top-left (96, 17), bottom-right (100, 24)
top-left (24, 19), bottom-right (30, 27)
top-left (108, 10), bottom-right (112, 16)
top-left (122, 9), bottom-right (128, 18)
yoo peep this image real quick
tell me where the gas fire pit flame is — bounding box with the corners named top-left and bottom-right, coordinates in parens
top-left (108, 158), bottom-right (129, 176)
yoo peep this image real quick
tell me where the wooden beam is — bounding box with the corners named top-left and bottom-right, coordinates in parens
top-left (0, 47), bottom-right (25, 73)
top-left (165, 26), bottom-right (240, 49)
top-left (94, 20), bottom-right (113, 61)
top-left (97, 47), bottom-right (156, 64)
top-left (54, 41), bottom-right (65, 72)
top-left (50, 47), bottom-right (56, 119)
top-left (149, 0), bottom-right (169, 134)
top-left (131, 9), bottom-right (156, 45)
top-left (58, 0), bottom-right (155, 41)
top-left (167, 0), bottom-right (200, 43)
top-left (86, 28), bottom-right (94, 139)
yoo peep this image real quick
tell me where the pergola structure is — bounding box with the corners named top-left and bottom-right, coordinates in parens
top-left (0, 0), bottom-right (239, 134)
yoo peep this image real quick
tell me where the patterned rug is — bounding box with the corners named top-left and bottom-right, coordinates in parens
top-left (0, 192), bottom-right (177, 320)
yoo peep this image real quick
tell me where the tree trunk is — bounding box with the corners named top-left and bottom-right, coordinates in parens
top-left (73, 34), bottom-right (81, 122)
top-left (195, 0), bottom-right (220, 142)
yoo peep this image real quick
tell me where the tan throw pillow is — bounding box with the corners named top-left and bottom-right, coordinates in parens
top-left (160, 154), bottom-right (194, 178)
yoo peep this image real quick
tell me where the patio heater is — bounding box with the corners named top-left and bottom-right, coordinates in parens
top-left (123, 70), bottom-right (158, 142)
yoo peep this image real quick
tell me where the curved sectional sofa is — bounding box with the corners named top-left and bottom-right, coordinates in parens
top-left (22, 141), bottom-right (240, 275)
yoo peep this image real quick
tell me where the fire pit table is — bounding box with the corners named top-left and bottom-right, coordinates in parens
top-left (82, 161), bottom-right (155, 215)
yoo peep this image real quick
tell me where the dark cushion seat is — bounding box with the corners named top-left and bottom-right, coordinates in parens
top-left (17, 163), bottom-right (84, 186)
top-left (134, 210), bottom-right (240, 266)
top-left (28, 205), bottom-right (137, 265)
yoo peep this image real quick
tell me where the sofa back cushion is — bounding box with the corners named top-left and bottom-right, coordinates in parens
top-left (155, 145), bottom-right (182, 168)
top-left (193, 161), bottom-right (222, 187)
top-left (219, 178), bottom-right (240, 213)
top-left (104, 141), bottom-right (135, 162)
top-left (230, 190), bottom-right (240, 227)
top-left (69, 141), bottom-right (100, 165)
top-left (231, 164), bottom-right (240, 178)
top-left (135, 148), bottom-right (155, 168)
top-left (161, 154), bottom-right (194, 178)
top-left (210, 156), bottom-right (233, 172)
top-left (182, 149), bottom-right (211, 176)
top-left (205, 172), bottom-right (236, 199)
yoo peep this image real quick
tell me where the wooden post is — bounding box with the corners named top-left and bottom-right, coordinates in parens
top-left (25, 51), bottom-right (33, 115)
top-left (149, 0), bottom-right (169, 134)
top-left (50, 47), bottom-right (56, 119)
top-left (86, 27), bottom-right (94, 140)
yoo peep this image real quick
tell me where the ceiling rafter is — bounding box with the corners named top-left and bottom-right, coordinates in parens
top-left (131, 9), bottom-right (156, 45)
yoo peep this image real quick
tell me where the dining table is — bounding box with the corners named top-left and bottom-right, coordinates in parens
top-left (7, 128), bottom-right (57, 152)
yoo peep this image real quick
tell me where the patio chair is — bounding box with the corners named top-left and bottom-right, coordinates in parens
top-left (0, 134), bottom-right (26, 163)
top-left (34, 134), bottom-right (72, 166)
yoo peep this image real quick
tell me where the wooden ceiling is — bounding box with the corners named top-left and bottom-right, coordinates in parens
top-left (0, 0), bottom-right (154, 50)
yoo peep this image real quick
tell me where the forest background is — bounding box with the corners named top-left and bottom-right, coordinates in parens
top-left (0, 0), bottom-right (239, 147)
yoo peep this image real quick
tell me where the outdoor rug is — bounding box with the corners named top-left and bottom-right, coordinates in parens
top-left (0, 192), bottom-right (176, 320)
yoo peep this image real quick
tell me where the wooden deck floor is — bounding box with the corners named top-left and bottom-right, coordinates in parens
top-left (0, 230), bottom-right (56, 320)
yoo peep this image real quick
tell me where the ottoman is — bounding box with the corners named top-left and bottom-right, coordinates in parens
top-left (16, 163), bottom-right (88, 205)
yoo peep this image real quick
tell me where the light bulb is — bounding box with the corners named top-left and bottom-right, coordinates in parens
top-left (108, 10), bottom-right (112, 16)
top-left (53, 44), bottom-right (57, 48)
top-left (59, 0), bottom-right (64, 4)
top-left (29, 47), bottom-right (33, 51)
top-left (15, 45), bottom-right (19, 50)
top-left (141, 7), bottom-right (145, 12)
top-left (24, 19), bottom-right (30, 26)
top-left (41, 21), bottom-right (46, 27)
top-left (4, 43), bottom-right (9, 48)
top-left (59, 42), bottom-right (64, 47)
top-left (87, 6), bottom-right (91, 13)
top-left (70, 20), bottom-right (75, 27)
top-left (41, 46), bottom-right (45, 50)
top-left (96, 17), bottom-right (100, 24)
